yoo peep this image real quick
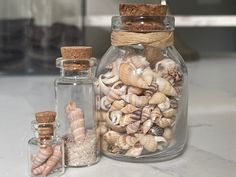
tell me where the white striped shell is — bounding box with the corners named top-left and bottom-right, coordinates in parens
top-left (149, 92), bottom-right (167, 105)
top-left (103, 131), bottom-right (120, 145)
top-left (126, 121), bottom-right (140, 134)
top-left (121, 104), bottom-right (139, 114)
top-left (135, 134), bottom-right (157, 152)
top-left (121, 94), bottom-right (149, 108)
top-left (156, 77), bottom-right (177, 97)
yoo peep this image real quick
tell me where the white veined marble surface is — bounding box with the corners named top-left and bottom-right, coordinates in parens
top-left (0, 57), bottom-right (236, 177)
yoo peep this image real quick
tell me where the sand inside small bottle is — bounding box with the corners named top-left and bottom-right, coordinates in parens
top-left (64, 130), bottom-right (98, 166)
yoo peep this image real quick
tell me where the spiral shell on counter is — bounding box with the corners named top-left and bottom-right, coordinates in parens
top-left (119, 62), bottom-right (149, 89)
top-left (156, 77), bottom-right (177, 97)
top-left (110, 100), bottom-right (126, 111)
top-left (149, 92), bottom-right (167, 105)
top-left (103, 131), bottom-right (121, 145)
top-left (121, 94), bottom-right (149, 108)
top-left (126, 121), bottom-right (140, 134)
top-left (135, 134), bottom-right (157, 152)
top-left (125, 145), bottom-right (143, 157)
top-left (121, 104), bottom-right (139, 114)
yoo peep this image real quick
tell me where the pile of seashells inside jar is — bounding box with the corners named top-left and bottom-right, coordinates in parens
top-left (96, 54), bottom-right (184, 158)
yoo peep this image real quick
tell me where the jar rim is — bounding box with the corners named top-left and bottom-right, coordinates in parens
top-left (112, 15), bottom-right (175, 32)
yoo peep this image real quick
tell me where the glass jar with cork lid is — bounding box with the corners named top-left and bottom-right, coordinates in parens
top-left (28, 111), bottom-right (65, 177)
top-left (96, 3), bottom-right (188, 162)
top-left (54, 46), bottom-right (100, 167)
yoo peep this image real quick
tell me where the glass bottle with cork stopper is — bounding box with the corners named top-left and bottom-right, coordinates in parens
top-left (96, 3), bottom-right (188, 162)
top-left (28, 111), bottom-right (65, 177)
top-left (54, 46), bottom-right (100, 167)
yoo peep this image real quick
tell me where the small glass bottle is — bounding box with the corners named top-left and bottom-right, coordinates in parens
top-left (96, 4), bottom-right (188, 162)
top-left (54, 46), bottom-right (100, 167)
top-left (28, 111), bottom-right (65, 177)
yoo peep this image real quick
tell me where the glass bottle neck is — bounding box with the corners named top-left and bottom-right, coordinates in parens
top-left (60, 68), bottom-right (93, 79)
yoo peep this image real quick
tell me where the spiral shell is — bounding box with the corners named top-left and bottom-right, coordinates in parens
top-left (98, 74), bottom-right (111, 95)
top-left (126, 121), bottom-right (140, 134)
top-left (102, 72), bottom-right (119, 85)
top-left (42, 146), bottom-right (62, 177)
top-left (121, 94), bottom-right (149, 108)
top-left (106, 111), bottom-right (126, 133)
top-left (141, 119), bottom-right (153, 134)
top-left (119, 114), bottom-right (136, 126)
top-left (155, 58), bottom-right (177, 77)
top-left (155, 117), bottom-right (173, 128)
top-left (103, 131), bottom-right (121, 145)
top-left (149, 92), bottom-right (167, 105)
top-left (121, 104), bottom-right (139, 114)
top-left (144, 82), bottom-right (158, 97)
top-left (100, 96), bottom-right (110, 111)
top-left (141, 105), bottom-right (155, 123)
top-left (119, 62), bottom-right (149, 89)
top-left (32, 163), bottom-right (46, 176)
top-left (31, 146), bottom-right (53, 169)
top-left (127, 86), bottom-right (143, 95)
top-left (142, 67), bottom-right (154, 86)
top-left (156, 77), bottom-right (177, 97)
top-left (162, 108), bottom-right (177, 118)
top-left (150, 107), bottom-right (162, 122)
top-left (105, 87), bottom-right (126, 106)
top-left (135, 134), bottom-right (157, 152)
top-left (66, 102), bottom-right (86, 143)
top-left (116, 135), bottom-right (138, 150)
top-left (125, 145), bottom-right (143, 157)
top-left (158, 97), bottom-right (170, 112)
top-left (110, 100), bottom-right (126, 111)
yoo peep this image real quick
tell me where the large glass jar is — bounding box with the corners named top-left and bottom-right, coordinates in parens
top-left (96, 15), bottom-right (188, 162)
top-left (54, 46), bottom-right (100, 167)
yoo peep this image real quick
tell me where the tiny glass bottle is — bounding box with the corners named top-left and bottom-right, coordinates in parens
top-left (28, 111), bottom-right (65, 177)
top-left (54, 46), bottom-right (100, 167)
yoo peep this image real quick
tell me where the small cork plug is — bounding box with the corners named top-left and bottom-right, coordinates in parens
top-left (119, 3), bottom-right (167, 16)
top-left (61, 46), bottom-right (92, 60)
top-left (35, 111), bottom-right (56, 123)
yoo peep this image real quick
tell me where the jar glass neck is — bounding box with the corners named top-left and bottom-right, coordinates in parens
top-left (60, 68), bottom-right (93, 78)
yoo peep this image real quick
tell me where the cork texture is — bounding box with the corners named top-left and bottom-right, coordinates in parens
top-left (61, 46), bottom-right (92, 59)
top-left (35, 111), bottom-right (56, 123)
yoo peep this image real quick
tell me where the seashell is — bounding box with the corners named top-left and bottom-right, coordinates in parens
top-left (150, 107), bottom-right (162, 122)
top-left (103, 130), bottom-right (121, 145)
top-left (119, 114), bottom-right (136, 126)
top-left (144, 82), bottom-right (158, 97)
top-left (66, 102), bottom-right (86, 143)
top-left (116, 135), bottom-right (137, 150)
top-left (31, 146), bottom-right (53, 169)
top-left (102, 71), bottom-right (118, 84)
top-left (99, 74), bottom-right (111, 95)
top-left (163, 128), bottom-right (172, 140)
top-left (110, 100), bottom-right (126, 111)
top-left (127, 86), bottom-right (143, 95)
top-left (170, 98), bottom-right (178, 108)
top-left (135, 134), bottom-right (157, 152)
top-left (149, 126), bottom-right (164, 136)
top-left (125, 145), bottom-right (143, 157)
top-left (156, 77), bottom-right (177, 97)
top-left (126, 121), bottom-right (140, 134)
top-left (158, 97), bottom-right (170, 112)
top-left (42, 146), bottom-right (62, 177)
top-left (162, 108), bottom-right (177, 118)
top-left (155, 136), bottom-right (167, 143)
top-left (126, 55), bottom-right (150, 69)
top-left (119, 62), bottom-right (149, 89)
top-left (149, 92), bottom-right (167, 104)
top-left (110, 145), bottom-right (123, 154)
top-left (32, 163), bottom-right (46, 176)
top-left (106, 111), bottom-right (126, 133)
top-left (96, 111), bottom-right (108, 122)
top-left (121, 104), bottom-right (139, 114)
top-left (141, 105), bottom-right (155, 123)
top-left (155, 58), bottom-right (177, 77)
top-left (100, 96), bottom-right (110, 111)
top-left (105, 88), bottom-right (124, 106)
top-left (142, 67), bottom-right (154, 85)
top-left (155, 117), bottom-right (173, 128)
top-left (121, 94), bottom-right (149, 108)
top-left (97, 122), bottom-right (108, 136)
top-left (141, 119), bottom-right (153, 134)
top-left (126, 135), bottom-right (138, 146)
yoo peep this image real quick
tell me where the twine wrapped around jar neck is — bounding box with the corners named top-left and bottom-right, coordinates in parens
top-left (111, 31), bottom-right (174, 48)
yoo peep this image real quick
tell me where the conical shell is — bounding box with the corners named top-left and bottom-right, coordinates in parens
top-left (141, 119), bottom-right (153, 134)
top-left (106, 111), bottom-right (126, 133)
top-left (31, 146), bottom-right (53, 169)
top-left (158, 97), bottom-right (170, 112)
top-left (149, 92), bottom-right (167, 104)
top-left (141, 105), bottom-right (155, 123)
top-left (103, 131), bottom-right (120, 145)
top-left (121, 104), bottom-right (139, 114)
top-left (105, 88), bottom-right (124, 105)
top-left (127, 86), bottom-right (143, 95)
top-left (119, 62), bottom-right (149, 89)
top-left (121, 94), bottom-right (149, 108)
top-left (125, 145), bottom-right (143, 157)
top-left (163, 128), bottom-right (172, 140)
top-left (142, 67), bottom-right (154, 85)
top-left (156, 77), bottom-right (177, 96)
top-left (98, 74), bottom-right (111, 95)
top-left (32, 164), bottom-right (46, 175)
top-left (162, 108), bottom-right (177, 118)
top-left (144, 82), bottom-right (158, 97)
top-left (119, 114), bottom-right (135, 126)
top-left (135, 134), bottom-right (157, 152)
top-left (110, 100), bottom-right (126, 111)
top-left (116, 135), bottom-right (138, 150)
top-left (150, 107), bottom-right (162, 122)
top-left (126, 121), bottom-right (140, 134)
top-left (155, 58), bottom-right (177, 77)
top-left (155, 117), bottom-right (173, 128)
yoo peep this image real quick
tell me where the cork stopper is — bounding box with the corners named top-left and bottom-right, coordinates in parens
top-left (119, 4), bottom-right (167, 16)
top-left (61, 46), bottom-right (92, 59)
top-left (119, 3), bottom-right (168, 31)
top-left (35, 111), bottom-right (56, 123)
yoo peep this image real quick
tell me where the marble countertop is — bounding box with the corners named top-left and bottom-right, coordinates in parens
top-left (0, 57), bottom-right (236, 177)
